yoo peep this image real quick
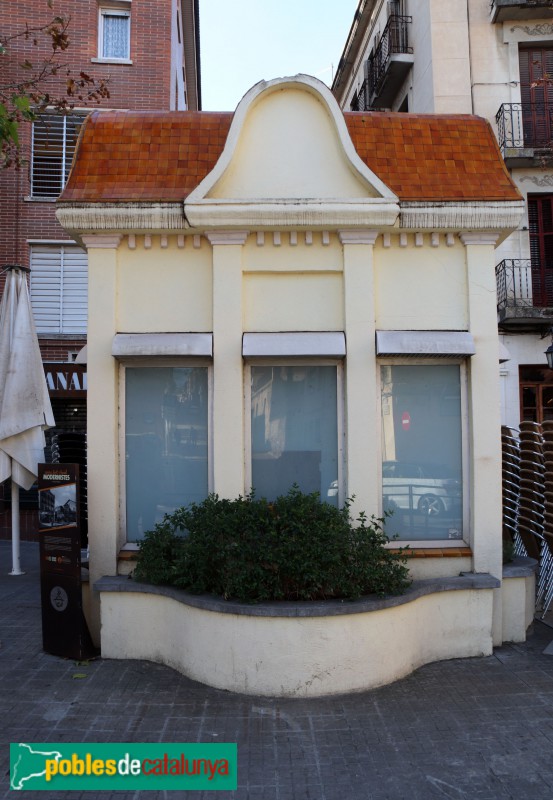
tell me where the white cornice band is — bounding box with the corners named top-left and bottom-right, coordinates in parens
top-left (184, 200), bottom-right (400, 229)
top-left (56, 199), bottom-right (524, 236)
top-left (56, 203), bottom-right (186, 234)
top-left (400, 201), bottom-right (524, 231)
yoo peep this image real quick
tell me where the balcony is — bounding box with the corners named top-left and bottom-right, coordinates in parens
top-left (496, 259), bottom-right (553, 328)
top-left (367, 15), bottom-right (413, 110)
top-left (350, 81), bottom-right (370, 112)
top-left (491, 1), bottom-right (553, 23)
top-left (495, 103), bottom-right (553, 167)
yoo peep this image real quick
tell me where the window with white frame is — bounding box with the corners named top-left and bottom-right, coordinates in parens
top-left (30, 244), bottom-right (88, 334)
top-left (249, 364), bottom-right (340, 505)
top-left (380, 363), bottom-right (464, 541)
top-left (99, 7), bottom-right (130, 60)
top-left (31, 113), bottom-right (86, 198)
top-left (124, 366), bottom-right (210, 541)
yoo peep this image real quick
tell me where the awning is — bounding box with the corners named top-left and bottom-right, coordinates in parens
top-left (376, 331), bottom-right (476, 357)
top-left (242, 332), bottom-right (346, 358)
top-left (112, 333), bottom-right (213, 358)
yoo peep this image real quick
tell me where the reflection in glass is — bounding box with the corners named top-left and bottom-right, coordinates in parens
top-left (251, 366), bottom-right (338, 505)
top-left (381, 365), bottom-right (463, 541)
top-left (125, 367), bottom-right (208, 541)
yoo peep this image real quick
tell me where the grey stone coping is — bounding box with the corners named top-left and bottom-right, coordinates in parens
top-left (95, 572), bottom-right (500, 619)
top-left (502, 556), bottom-right (539, 579)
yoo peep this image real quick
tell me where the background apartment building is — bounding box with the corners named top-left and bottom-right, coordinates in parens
top-left (0, 0), bottom-right (200, 537)
top-left (332, 0), bottom-right (553, 430)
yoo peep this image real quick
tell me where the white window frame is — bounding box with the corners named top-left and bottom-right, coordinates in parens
top-left (244, 359), bottom-right (345, 507)
top-left (377, 358), bottom-right (470, 549)
top-left (118, 359), bottom-right (214, 549)
top-left (98, 6), bottom-right (131, 62)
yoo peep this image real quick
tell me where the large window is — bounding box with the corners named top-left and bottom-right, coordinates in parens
top-left (31, 113), bottom-right (86, 198)
top-left (249, 365), bottom-right (340, 505)
top-left (30, 244), bottom-right (88, 334)
top-left (520, 364), bottom-right (553, 423)
top-left (381, 364), bottom-right (464, 541)
top-left (125, 367), bottom-right (209, 541)
top-left (99, 7), bottom-right (131, 60)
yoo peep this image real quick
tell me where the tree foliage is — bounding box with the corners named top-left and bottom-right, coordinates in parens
top-left (0, 0), bottom-right (110, 167)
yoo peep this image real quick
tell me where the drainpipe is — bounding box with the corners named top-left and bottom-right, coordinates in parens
top-left (466, 0), bottom-right (475, 113)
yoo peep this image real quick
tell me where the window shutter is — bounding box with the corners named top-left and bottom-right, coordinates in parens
top-left (528, 196), bottom-right (553, 306)
top-left (61, 247), bottom-right (88, 333)
top-left (519, 47), bottom-right (553, 147)
top-left (30, 245), bottom-right (88, 334)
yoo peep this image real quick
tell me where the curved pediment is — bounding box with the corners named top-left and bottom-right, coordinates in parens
top-left (185, 75), bottom-right (399, 228)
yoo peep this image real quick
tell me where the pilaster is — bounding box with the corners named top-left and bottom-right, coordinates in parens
top-left (81, 234), bottom-right (122, 643)
top-left (339, 230), bottom-right (379, 519)
top-left (461, 232), bottom-right (503, 645)
top-left (206, 231), bottom-right (249, 498)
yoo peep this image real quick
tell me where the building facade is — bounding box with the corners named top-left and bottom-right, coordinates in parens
top-left (332, 0), bottom-right (553, 430)
top-left (0, 0), bottom-right (200, 537)
top-left (55, 76), bottom-right (532, 691)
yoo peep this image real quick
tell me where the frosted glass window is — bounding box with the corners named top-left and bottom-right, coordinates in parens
top-left (100, 10), bottom-right (130, 59)
top-left (125, 367), bottom-right (208, 541)
top-left (381, 365), bottom-right (463, 541)
top-left (251, 365), bottom-right (339, 505)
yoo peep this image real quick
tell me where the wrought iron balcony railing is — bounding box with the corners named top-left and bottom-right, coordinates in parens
top-left (350, 81), bottom-right (370, 112)
top-left (496, 103), bottom-right (553, 151)
top-left (367, 14), bottom-right (412, 102)
top-left (496, 259), bottom-right (553, 314)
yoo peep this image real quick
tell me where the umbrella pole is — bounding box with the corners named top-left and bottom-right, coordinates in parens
top-left (9, 480), bottom-right (24, 576)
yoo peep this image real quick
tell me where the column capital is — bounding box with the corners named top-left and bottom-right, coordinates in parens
top-left (205, 231), bottom-right (249, 246)
top-left (338, 230), bottom-right (379, 245)
top-left (81, 234), bottom-right (123, 249)
top-left (459, 232), bottom-right (499, 246)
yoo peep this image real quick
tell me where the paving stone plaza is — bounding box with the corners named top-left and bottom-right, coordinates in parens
top-left (2, 541), bottom-right (553, 800)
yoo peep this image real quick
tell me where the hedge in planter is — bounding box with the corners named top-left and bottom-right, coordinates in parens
top-left (133, 487), bottom-right (411, 602)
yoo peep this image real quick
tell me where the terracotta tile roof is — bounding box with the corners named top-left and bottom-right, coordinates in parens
top-left (344, 112), bottom-right (519, 202)
top-left (61, 111), bottom-right (233, 203)
top-left (60, 109), bottom-right (521, 204)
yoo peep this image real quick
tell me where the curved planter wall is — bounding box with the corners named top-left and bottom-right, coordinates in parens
top-left (96, 573), bottom-right (500, 697)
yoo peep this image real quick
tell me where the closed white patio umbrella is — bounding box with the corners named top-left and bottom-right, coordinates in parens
top-left (0, 265), bottom-right (55, 574)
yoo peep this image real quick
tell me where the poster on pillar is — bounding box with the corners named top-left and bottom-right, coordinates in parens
top-left (37, 464), bottom-right (95, 658)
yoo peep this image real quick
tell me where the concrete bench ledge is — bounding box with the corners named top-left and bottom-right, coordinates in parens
top-left (94, 571), bottom-right (502, 697)
top-left (502, 556), bottom-right (538, 579)
top-left (95, 572), bottom-right (500, 617)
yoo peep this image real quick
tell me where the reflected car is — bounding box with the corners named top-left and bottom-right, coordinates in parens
top-left (382, 461), bottom-right (461, 516)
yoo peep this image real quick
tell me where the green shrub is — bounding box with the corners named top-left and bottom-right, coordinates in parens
top-left (133, 487), bottom-right (411, 602)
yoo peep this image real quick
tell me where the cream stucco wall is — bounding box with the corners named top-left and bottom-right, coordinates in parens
top-left (117, 236), bottom-right (213, 332)
top-left (375, 237), bottom-right (468, 330)
top-left (82, 228), bottom-right (505, 641)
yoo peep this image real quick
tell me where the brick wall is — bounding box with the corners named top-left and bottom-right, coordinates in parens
top-left (0, 0), bottom-right (176, 361)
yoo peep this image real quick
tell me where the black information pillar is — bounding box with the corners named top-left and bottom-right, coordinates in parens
top-left (38, 464), bottom-right (96, 659)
